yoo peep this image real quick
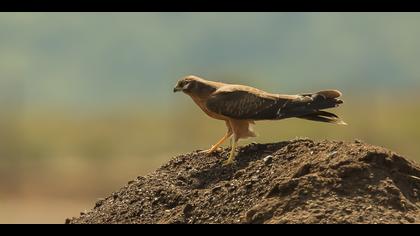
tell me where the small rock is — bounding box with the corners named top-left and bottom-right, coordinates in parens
top-left (176, 174), bottom-right (188, 183)
top-left (327, 151), bottom-right (338, 158)
top-left (263, 155), bottom-right (273, 164)
top-left (325, 209), bottom-right (334, 214)
top-left (211, 185), bottom-right (222, 193)
top-left (312, 209), bottom-right (321, 214)
top-left (94, 198), bottom-right (105, 208)
top-left (354, 139), bottom-right (362, 144)
top-left (405, 216), bottom-right (415, 223)
top-left (183, 204), bottom-right (194, 216)
top-left (129, 198), bottom-right (139, 204)
top-left (413, 189), bottom-right (418, 198)
top-left (293, 163), bottom-right (311, 178)
top-left (234, 170), bottom-right (244, 179)
top-left (286, 154), bottom-right (295, 160)
top-left (248, 144), bottom-right (259, 152)
top-left (343, 208), bottom-right (352, 214)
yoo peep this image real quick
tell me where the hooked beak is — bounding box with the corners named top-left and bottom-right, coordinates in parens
top-left (173, 85), bottom-right (183, 93)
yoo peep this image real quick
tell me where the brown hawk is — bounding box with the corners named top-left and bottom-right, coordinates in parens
top-left (173, 75), bottom-right (346, 165)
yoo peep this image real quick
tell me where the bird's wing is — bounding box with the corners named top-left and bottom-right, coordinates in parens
top-left (276, 90), bottom-right (343, 119)
top-left (206, 85), bottom-right (288, 120)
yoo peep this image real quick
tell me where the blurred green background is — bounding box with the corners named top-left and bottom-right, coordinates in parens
top-left (1, 12), bottom-right (420, 223)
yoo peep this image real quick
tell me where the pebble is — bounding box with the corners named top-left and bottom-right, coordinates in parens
top-left (343, 208), bottom-right (352, 214)
top-left (234, 170), bottom-right (244, 179)
top-left (95, 198), bottom-right (105, 208)
top-left (263, 155), bottom-right (273, 164)
top-left (211, 185), bottom-right (222, 193)
top-left (406, 216), bottom-right (415, 223)
top-left (327, 151), bottom-right (338, 158)
top-left (248, 144), bottom-right (259, 152)
top-left (354, 139), bottom-right (362, 144)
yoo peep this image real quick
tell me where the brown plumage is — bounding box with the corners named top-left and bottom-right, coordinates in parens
top-left (173, 75), bottom-right (346, 165)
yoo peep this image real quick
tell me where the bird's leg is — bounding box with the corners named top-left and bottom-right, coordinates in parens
top-left (199, 131), bottom-right (232, 155)
top-left (222, 136), bottom-right (237, 166)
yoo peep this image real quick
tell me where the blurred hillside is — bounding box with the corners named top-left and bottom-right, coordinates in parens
top-left (0, 12), bottom-right (420, 223)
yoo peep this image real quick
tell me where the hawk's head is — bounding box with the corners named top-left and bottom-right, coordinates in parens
top-left (173, 75), bottom-right (216, 95)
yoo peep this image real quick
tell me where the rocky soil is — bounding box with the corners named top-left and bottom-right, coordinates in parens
top-left (67, 139), bottom-right (420, 224)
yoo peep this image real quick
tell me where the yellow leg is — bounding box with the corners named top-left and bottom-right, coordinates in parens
top-left (200, 131), bottom-right (232, 155)
top-left (222, 137), bottom-right (237, 165)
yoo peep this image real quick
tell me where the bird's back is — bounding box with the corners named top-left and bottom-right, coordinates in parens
top-left (206, 84), bottom-right (344, 123)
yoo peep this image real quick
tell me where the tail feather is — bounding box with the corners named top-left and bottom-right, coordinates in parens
top-left (310, 91), bottom-right (343, 110)
top-left (312, 110), bottom-right (339, 119)
top-left (277, 90), bottom-right (346, 125)
top-left (299, 111), bottom-right (347, 125)
top-left (316, 90), bottom-right (342, 99)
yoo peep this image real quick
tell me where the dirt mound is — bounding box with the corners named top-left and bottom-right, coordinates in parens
top-left (67, 139), bottom-right (420, 224)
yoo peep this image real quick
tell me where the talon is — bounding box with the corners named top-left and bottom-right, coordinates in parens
top-left (222, 159), bottom-right (234, 166)
top-left (199, 150), bottom-right (213, 156)
top-left (199, 131), bottom-right (232, 157)
top-left (198, 147), bottom-right (222, 156)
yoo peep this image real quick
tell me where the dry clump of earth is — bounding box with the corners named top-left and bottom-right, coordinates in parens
top-left (67, 138), bottom-right (420, 224)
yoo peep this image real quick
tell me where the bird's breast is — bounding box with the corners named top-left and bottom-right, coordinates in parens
top-left (189, 95), bottom-right (227, 120)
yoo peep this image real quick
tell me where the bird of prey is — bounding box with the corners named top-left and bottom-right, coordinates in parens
top-left (173, 75), bottom-right (346, 165)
